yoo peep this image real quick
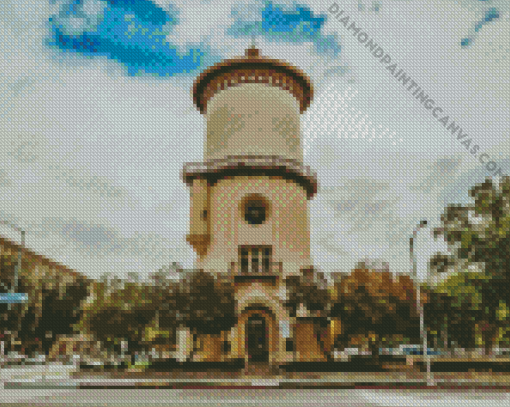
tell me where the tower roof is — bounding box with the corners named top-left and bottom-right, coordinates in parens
top-left (193, 47), bottom-right (313, 114)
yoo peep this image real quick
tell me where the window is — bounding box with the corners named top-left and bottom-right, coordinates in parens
top-left (241, 195), bottom-right (269, 225)
top-left (240, 248), bottom-right (249, 273)
top-left (239, 246), bottom-right (272, 273)
top-left (262, 248), bottom-right (270, 271)
top-left (286, 338), bottom-right (294, 352)
top-left (252, 248), bottom-right (259, 271)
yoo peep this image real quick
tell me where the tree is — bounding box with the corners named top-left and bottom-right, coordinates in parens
top-left (18, 274), bottom-right (90, 356)
top-left (422, 286), bottom-right (452, 351)
top-left (431, 176), bottom-right (510, 276)
top-left (331, 266), bottom-right (420, 356)
top-left (80, 281), bottom-right (136, 358)
top-left (178, 270), bottom-right (236, 335)
top-left (425, 271), bottom-right (503, 353)
top-left (284, 267), bottom-right (330, 318)
top-left (143, 271), bottom-right (183, 352)
top-left (73, 268), bottom-right (188, 367)
top-left (429, 176), bottom-right (510, 353)
top-left (284, 268), bottom-right (331, 357)
top-left (0, 251), bottom-right (92, 356)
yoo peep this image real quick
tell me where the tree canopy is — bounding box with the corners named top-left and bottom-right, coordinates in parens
top-left (427, 176), bottom-right (510, 351)
top-left (331, 266), bottom-right (420, 349)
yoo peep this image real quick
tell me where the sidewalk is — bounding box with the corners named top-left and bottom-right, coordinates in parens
top-left (55, 368), bottom-right (510, 389)
top-left (6, 372), bottom-right (510, 390)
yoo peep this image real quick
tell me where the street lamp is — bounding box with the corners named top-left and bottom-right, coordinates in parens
top-left (410, 219), bottom-right (433, 386)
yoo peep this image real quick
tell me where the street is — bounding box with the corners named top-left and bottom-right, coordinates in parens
top-left (2, 364), bottom-right (510, 406)
top-left (1, 386), bottom-right (510, 406)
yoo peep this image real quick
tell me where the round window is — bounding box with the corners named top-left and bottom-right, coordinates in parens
top-left (241, 195), bottom-right (269, 225)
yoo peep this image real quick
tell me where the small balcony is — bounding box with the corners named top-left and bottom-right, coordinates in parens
top-left (229, 261), bottom-right (282, 282)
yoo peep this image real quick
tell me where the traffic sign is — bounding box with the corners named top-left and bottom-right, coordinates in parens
top-left (0, 293), bottom-right (28, 304)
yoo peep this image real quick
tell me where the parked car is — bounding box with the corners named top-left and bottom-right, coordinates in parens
top-left (24, 354), bottom-right (46, 365)
top-left (334, 348), bottom-right (373, 361)
top-left (378, 346), bottom-right (445, 356)
top-left (492, 348), bottom-right (510, 356)
top-left (4, 351), bottom-right (27, 363)
top-left (401, 346), bottom-right (443, 356)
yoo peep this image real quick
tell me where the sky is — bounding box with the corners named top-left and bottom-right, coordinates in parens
top-left (0, 0), bottom-right (509, 283)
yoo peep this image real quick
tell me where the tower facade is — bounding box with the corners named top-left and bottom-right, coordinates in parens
top-left (183, 47), bottom-right (318, 278)
top-left (182, 48), bottom-right (320, 365)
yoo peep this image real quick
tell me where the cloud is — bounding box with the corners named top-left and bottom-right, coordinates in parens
top-left (0, 0), bottom-right (508, 282)
top-left (44, 0), bottom-right (345, 82)
top-left (47, 0), bottom-right (204, 77)
top-left (0, 0), bottom-right (203, 278)
top-left (229, 1), bottom-right (340, 55)
top-left (459, 0), bottom-right (507, 47)
top-left (226, 0), bottom-right (345, 84)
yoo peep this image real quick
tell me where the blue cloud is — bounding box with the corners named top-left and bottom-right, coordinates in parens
top-left (47, 0), bottom-right (205, 76)
top-left (228, 1), bottom-right (341, 57)
top-left (461, 6), bottom-right (500, 47)
top-left (102, 0), bottom-right (171, 25)
top-left (46, 0), bottom-right (342, 78)
top-left (262, 3), bottom-right (323, 35)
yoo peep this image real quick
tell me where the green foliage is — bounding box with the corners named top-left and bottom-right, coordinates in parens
top-left (497, 300), bottom-right (510, 322)
top-left (434, 271), bottom-right (491, 310)
top-left (75, 268), bottom-right (237, 353)
top-left (431, 176), bottom-right (510, 276)
top-left (179, 270), bottom-right (236, 334)
top-left (0, 250), bottom-right (92, 356)
top-left (285, 268), bottom-right (329, 317)
top-left (426, 177), bottom-right (510, 351)
top-left (330, 267), bottom-right (420, 350)
top-left (78, 276), bottom-right (180, 348)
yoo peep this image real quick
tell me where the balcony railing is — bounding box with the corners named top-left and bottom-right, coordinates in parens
top-left (229, 261), bottom-right (282, 278)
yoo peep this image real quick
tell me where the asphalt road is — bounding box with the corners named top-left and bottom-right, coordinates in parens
top-left (1, 387), bottom-right (510, 407)
top-left (2, 365), bottom-right (510, 406)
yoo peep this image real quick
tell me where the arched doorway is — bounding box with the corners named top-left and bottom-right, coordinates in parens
top-left (246, 314), bottom-right (269, 363)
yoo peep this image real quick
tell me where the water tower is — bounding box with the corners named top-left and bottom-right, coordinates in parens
top-left (183, 47), bottom-right (318, 278)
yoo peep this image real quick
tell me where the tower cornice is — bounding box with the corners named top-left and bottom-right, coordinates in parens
top-left (182, 155), bottom-right (318, 199)
top-left (193, 48), bottom-right (313, 114)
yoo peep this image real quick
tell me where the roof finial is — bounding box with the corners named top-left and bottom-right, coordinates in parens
top-left (246, 35), bottom-right (259, 57)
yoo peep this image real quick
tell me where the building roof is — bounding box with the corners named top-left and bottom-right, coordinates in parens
top-left (0, 235), bottom-right (85, 280)
top-left (193, 47), bottom-right (313, 114)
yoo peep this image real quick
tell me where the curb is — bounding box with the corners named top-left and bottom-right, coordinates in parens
top-left (5, 379), bottom-right (510, 390)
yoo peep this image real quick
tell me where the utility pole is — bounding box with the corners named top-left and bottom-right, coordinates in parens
top-left (410, 219), bottom-right (433, 386)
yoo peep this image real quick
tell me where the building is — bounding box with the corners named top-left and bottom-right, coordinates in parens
top-left (181, 47), bottom-right (332, 366)
top-left (0, 235), bottom-right (91, 355)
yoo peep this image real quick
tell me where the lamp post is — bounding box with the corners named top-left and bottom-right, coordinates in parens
top-left (410, 219), bottom-right (433, 386)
